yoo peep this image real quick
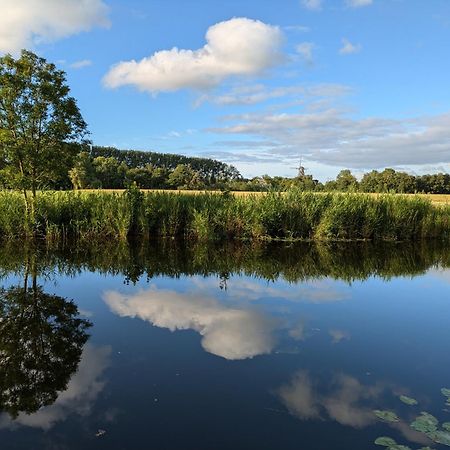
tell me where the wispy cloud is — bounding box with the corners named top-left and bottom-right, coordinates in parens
top-left (339, 38), bottom-right (362, 54)
top-left (208, 99), bottom-right (450, 170)
top-left (346, 0), bottom-right (373, 7)
top-left (70, 59), bottom-right (92, 69)
top-left (301, 0), bottom-right (323, 11)
top-left (104, 18), bottom-right (284, 94)
top-left (296, 42), bottom-right (315, 64)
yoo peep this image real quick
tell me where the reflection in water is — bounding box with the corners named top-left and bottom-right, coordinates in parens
top-left (278, 371), bottom-right (384, 427)
top-left (104, 286), bottom-right (276, 360)
top-left (1, 239), bottom-right (449, 285)
top-left (0, 283), bottom-right (91, 419)
top-left (0, 344), bottom-right (111, 430)
top-left (329, 329), bottom-right (351, 344)
top-left (277, 371), bottom-right (430, 445)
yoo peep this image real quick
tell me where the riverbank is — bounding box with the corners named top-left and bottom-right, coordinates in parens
top-left (0, 189), bottom-right (449, 241)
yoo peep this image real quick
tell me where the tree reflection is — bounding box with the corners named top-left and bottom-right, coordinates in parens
top-left (0, 271), bottom-right (91, 419)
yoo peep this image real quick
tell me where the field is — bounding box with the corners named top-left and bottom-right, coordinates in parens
top-left (80, 189), bottom-right (450, 206)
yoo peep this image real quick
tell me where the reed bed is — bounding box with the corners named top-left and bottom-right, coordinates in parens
top-left (0, 189), bottom-right (448, 241)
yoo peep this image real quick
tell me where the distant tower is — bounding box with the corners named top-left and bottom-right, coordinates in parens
top-left (292, 157), bottom-right (306, 178)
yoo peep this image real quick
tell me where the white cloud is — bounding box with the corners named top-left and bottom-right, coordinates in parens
top-left (296, 42), bottom-right (315, 64)
top-left (104, 18), bottom-right (284, 94)
top-left (302, 0), bottom-right (323, 11)
top-left (346, 0), bottom-right (373, 7)
top-left (197, 83), bottom-right (350, 107)
top-left (277, 371), bottom-right (430, 444)
top-left (208, 94), bottom-right (450, 170)
top-left (70, 59), bottom-right (93, 69)
top-left (0, 345), bottom-right (111, 430)
top-left (339, 38), bottom-right (362, 55)
top-left (0, 0), bottom-right (110, 54)
top-left (103, 286), bottom-right (276, 360)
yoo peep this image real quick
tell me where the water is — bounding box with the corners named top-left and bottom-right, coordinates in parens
top-left (0, 240), bottom-right (449, 449)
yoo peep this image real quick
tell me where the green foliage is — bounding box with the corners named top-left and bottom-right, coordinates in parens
top-left (410, 412), bottom-right (439, 434)
top-left (399, 395), bottom-right (418, 406)
top-left (373, 410), bottom-right (400, 423)
top-left (0, 50), bottom-right (88, 196)
top-left (0, 190), bottom-right (448, 241)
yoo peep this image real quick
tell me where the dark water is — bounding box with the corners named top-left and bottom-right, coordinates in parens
top-left (0, 240), bottom-right (450, 450)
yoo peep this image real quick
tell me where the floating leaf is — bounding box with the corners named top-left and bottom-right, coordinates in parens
top-left (399, 395), bottom-right (418, 406)
top-left (374, 410), bottom-right (400, 423)
top-left (410, 412), bottom-right (439, 434)
top-left (375, 437), bottom-right (397, 447)
top-left (443, 423), bottom-right (450, 432)
top-left (389, 446), bottom-right (411, 450)
top-left (417, 447), bottom-right (435, 450)
top-left (428, 430), bottom-right (450, 446)
top-left (442, 388), bottom-right (450, 398)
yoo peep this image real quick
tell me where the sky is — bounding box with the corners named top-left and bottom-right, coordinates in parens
top-left (1, 0), bottom-right (450, 180)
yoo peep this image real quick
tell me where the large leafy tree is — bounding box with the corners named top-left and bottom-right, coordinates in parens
top-left (0, 50), bottom-right (88, 202)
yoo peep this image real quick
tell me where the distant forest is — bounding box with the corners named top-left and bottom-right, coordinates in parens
top-left (2, 145), bottom-right (449, 193)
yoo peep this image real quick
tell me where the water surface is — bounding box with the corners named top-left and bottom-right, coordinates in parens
top-left (0, 240), bottom-right (449, 449)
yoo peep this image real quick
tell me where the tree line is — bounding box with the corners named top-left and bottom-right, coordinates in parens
top-left (244, 168), bottom-right (450, 194)
top-left (1, 50), bottom-right (449, 195)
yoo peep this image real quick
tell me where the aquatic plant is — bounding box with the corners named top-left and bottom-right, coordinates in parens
top-left (374, 410), bottom-right (400, 423)
top-left (399, 395), bottom-right (418, 406)
top-left (410, 412), bottom-right (438, 434)
top-left (374, 437), bottom-right (411, 450)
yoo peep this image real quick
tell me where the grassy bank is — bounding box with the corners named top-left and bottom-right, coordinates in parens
top-left (0, 189), bottom-right (449, 241)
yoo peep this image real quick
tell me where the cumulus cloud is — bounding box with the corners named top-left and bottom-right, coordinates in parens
top-left (277, 371), bottom-right (430, 444)
top-left (302, 0), bottom-right (323, 11)
top-left (103, 286), bottom-right (276, 360)
top-left (0, 345), bottom-right (111, 430)
top-left (339, 38), bottom-right (362, 55)
top-left (346, 0), bottom-right (373, 7)
top-left (278, 371), bottom-right (385, 427)
top-left (0, 0), bottom-right (110, 54)
top-left (103, 18), bottom-right (284, 94)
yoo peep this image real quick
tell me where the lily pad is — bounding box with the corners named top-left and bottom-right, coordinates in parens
top-left (428, 430), bottom-right (450, 446)
top-left (417, 447), bottom-right (435, 450)
top-left (375, 437), bottom-right (397, 447)
top-left (389, 446), bottom-right (411, 450)
top-left (410, 412), bottom-right (439, 434)
top-left (374, 410), bottom-right (400, 423)
top-left (443, 423), bottom-right (450, 432)
top-left (399, 395), bottom-right (418, 406)
top-left (442, 388), bottom-right (450, 398)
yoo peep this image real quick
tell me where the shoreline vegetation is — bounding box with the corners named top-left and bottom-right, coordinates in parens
top-left (1, 239), bottom-right (449, 283)
top-left (1, 188), bottom-right (449, 242)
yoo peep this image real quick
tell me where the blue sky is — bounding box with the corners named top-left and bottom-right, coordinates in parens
top-left (1, 0), bottom-right (450, 180)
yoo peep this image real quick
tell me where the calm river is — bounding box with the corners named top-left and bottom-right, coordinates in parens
top-left (0, 240), bottom-right (449, 449)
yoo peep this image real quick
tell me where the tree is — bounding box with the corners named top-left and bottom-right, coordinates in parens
top-left (0, 50), bottom-right (88, 206)
top-left (69, 151), bottom-right (100, 189)
top-left (334, 169), bottom-right (358, 191)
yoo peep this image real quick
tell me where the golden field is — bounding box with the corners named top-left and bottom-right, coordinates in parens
top-left (79, 189), bottom-right (450, 206)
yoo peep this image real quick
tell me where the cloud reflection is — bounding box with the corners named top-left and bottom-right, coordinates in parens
top-left (0, 344), bottom-right (111, 430)
top-left (104, 286), bottom-right (277, 360)
top-left (277, 371), bottom-right (430, 445)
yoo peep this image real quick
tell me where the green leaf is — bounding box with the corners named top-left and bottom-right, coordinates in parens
top-left (375, 437), bottom-right (397, 447)
top-left (410, 412), bottom-right (438, 434)
top-left (373, 410), bottom-right (400, 423)
top-left (427, 430), bottom-right (450, 446)
top-left (399, 395), bottom-right (418, 406)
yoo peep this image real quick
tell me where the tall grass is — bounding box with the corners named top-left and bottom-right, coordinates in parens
top-left (0, 189), bottom-right (448, 241)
